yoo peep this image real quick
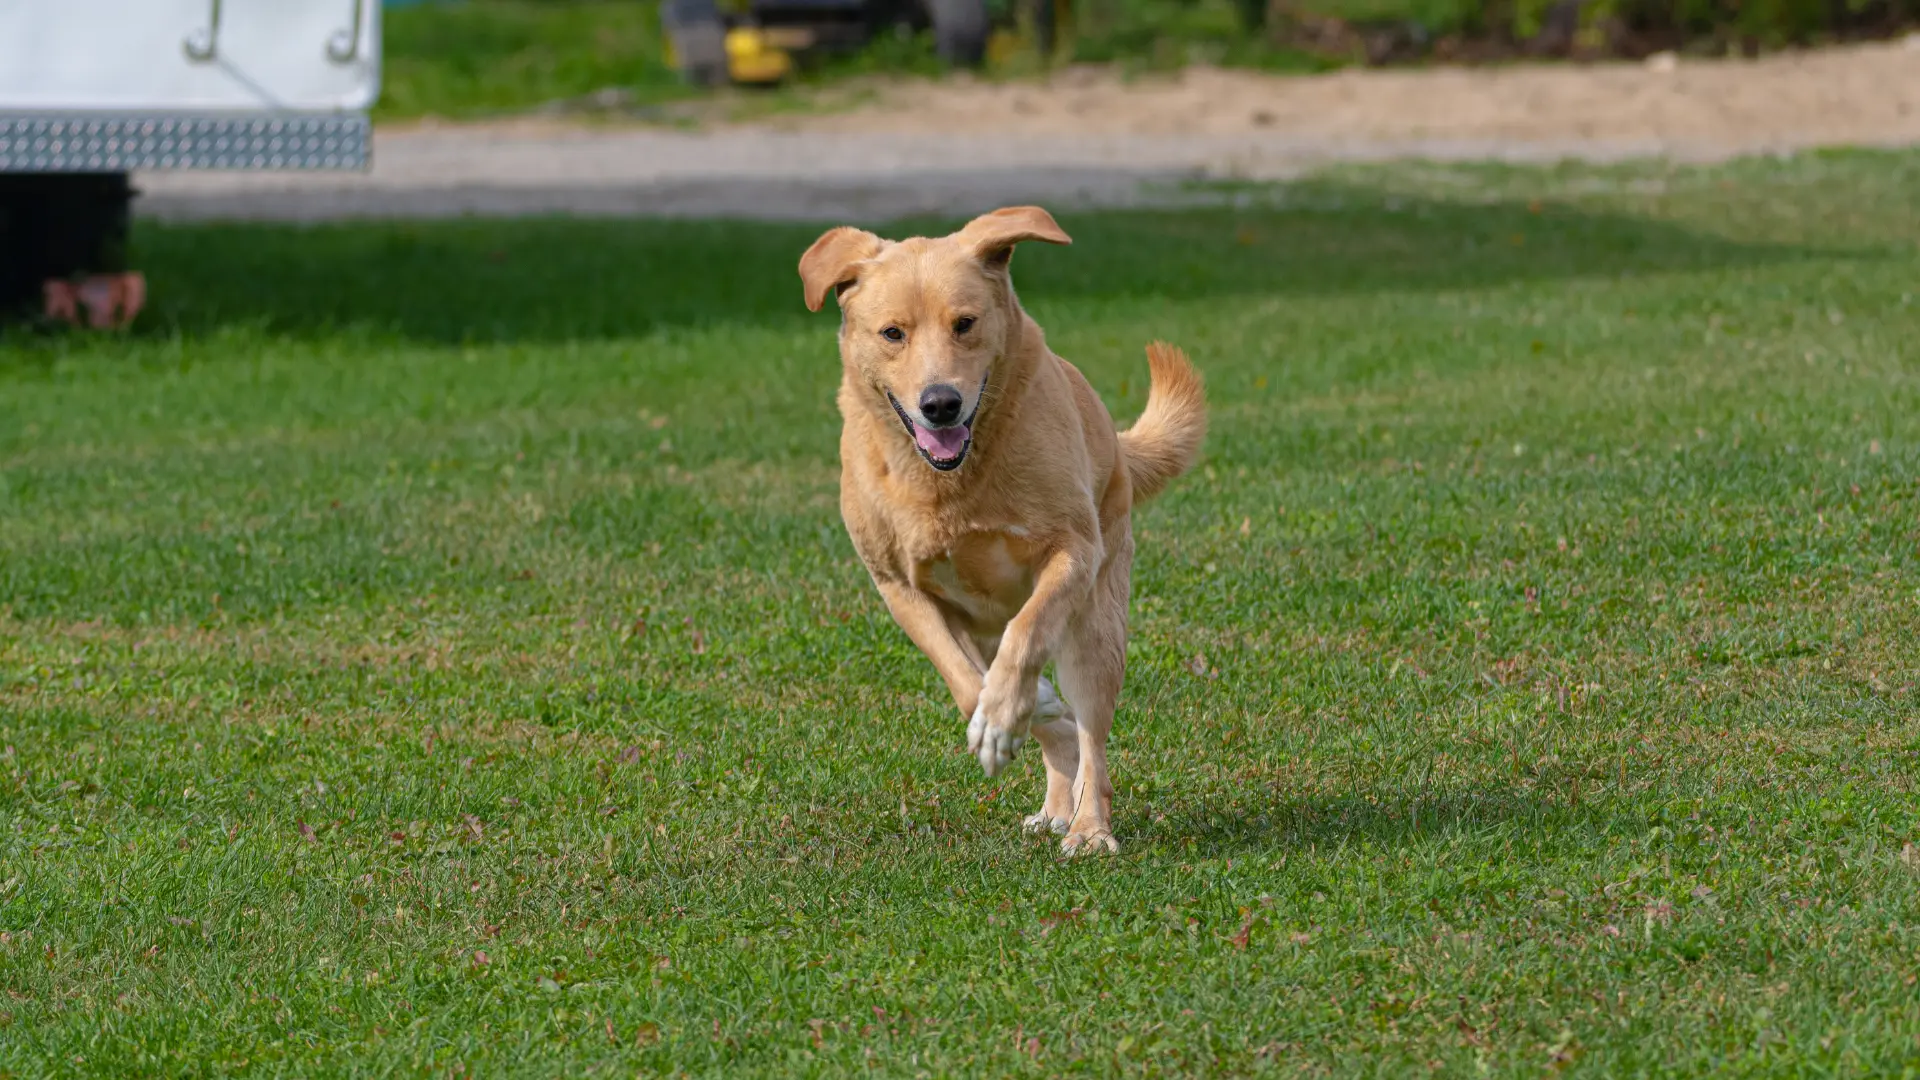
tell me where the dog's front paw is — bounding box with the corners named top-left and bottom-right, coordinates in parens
top-left (1060, 828), bottom-right (1120, 857)
top-left (1023, 811), bottom-right (1070, 835)
top-left (968, 674), bottom-right (1067, 779)
top-left (1032, 676), bottom-right (1071, 725)
top-left (966, 704), bottom-right (1026, 778)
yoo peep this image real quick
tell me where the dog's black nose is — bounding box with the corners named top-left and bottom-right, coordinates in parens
top-left (919, 384), bottom-right (965, 427)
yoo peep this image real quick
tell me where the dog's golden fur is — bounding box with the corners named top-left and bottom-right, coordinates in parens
top-left (799, 206), bottom-right (1206, 854)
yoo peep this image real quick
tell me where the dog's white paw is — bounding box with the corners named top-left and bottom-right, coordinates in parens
top-left (1060, 829), bottom-right (1120, 856)
top-left (966, 705), bottom-right (1025, 778)
top-left (1022, 811), bottom-right (1070, 835)
top-left (1033, 676), bottom-right (1070, 724)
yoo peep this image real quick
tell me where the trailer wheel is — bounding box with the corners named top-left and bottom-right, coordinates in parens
top-left (1028, 0), bottom-right (1065, 61)
top-left (928, 0), bottom-right (989, 66)
top-left (0, 172), bottom-right (134, 319)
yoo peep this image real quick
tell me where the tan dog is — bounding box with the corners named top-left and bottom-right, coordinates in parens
top-left (798, 206), bottom-right (1206, 855)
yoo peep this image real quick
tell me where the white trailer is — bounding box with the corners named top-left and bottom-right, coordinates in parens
top-left (0, 0), bottom-right (379, 325)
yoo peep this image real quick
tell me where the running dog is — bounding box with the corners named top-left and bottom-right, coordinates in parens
top-left (798, 205), bottom-right (1206, 854)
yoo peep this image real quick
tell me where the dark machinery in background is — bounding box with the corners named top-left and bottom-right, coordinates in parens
top-left (1, 0), bottom-right (376, 328)
top-left (661, 0), bottom-right (1066, 86)
top-left (0, 174), bottom-right (137, 324)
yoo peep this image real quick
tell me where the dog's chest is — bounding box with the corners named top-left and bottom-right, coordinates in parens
top-left (912, 529), bottom-right (1035, 627)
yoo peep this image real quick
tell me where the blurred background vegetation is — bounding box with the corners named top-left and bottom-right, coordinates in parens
top-left (377, 0), bottom-right (1920, 120)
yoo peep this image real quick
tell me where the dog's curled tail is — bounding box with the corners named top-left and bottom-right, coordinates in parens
top-left (1118, 341), bottom-right (1207, 504)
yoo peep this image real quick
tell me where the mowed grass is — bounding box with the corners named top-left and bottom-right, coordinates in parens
top-left (377, 1), bottom-right (692, 121)
top-left (5, 151), bottom-right (1920, 1077)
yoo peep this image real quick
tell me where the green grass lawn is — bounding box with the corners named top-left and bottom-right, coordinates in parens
top-left (377, 0), bottom-right (692, 121)
top-left (5, 151), bottom-right (1920, 1076)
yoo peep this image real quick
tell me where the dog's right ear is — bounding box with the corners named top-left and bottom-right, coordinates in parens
top-left (799, 227), bottom-right (885, 313)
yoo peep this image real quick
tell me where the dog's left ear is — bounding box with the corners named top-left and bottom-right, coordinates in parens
top-left (959, 206), bottom-right (1072, 270)
top-left (799, 226), bottom-right (885, 313)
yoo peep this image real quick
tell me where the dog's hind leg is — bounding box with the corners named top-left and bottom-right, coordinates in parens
top-left (968, 635), bottom-right (1075, 834)
top-left (1023, 681), bottom-right (1078, 835)
top-left (1054, 529), bottom-right (1133, 856)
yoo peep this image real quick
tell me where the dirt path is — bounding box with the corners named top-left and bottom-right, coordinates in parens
top-left (136, 37), bottom-right (1920, 223)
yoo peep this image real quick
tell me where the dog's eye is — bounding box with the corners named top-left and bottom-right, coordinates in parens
top-left (880, 326), bottom-right (905, 343)
top-left (954, 316), bottom-right (975, 334)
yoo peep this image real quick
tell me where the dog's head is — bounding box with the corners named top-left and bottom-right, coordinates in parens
top-left (799, 206), bottom-right (1071, 473)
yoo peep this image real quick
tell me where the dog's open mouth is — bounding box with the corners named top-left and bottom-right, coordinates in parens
top-left (885, 375), bottom-right (987, 472)
top-left (887, 392), bottom-right (974, 470)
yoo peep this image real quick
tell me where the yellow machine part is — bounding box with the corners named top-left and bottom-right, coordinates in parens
top-left (724, 26), bottom-right (797, 83)
top-left (985, 28), bottom-right (1021, 65)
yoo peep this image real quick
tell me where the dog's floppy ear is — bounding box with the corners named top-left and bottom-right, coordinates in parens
top-left (799, 226), bottom-right (885, 313)
top-left (959, 205), bottom-right (1072, 270)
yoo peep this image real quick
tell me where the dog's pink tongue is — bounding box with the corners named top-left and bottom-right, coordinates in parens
top-left (914, 423), bottom-right (969, 459)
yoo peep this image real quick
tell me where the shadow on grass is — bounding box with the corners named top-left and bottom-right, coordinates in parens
top-left (98, 178), bottom-right (1843, 349)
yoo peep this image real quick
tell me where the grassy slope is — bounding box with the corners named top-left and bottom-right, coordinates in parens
top-left (377, 1), bottom-right (693, 120)
top-left (373, 0), bottom-right (1334, 121)
top-left (4, 152), bottom-right (1920, 1076)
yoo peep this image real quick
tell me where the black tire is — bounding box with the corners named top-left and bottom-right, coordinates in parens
top-left (661, 0), bottom-right (731, 87)
top-left (0, 172), bottom-right (132, 318)
top-left (1026, 0), bottom-right (1059, 60)
top-left (928, 0), bottom-right (990, 66)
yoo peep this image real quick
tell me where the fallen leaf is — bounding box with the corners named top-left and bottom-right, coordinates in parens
top-left (297, 820), bottom-right (316, 844)
top-left (1038, 908), bottom-right (1085, 936)
top-left (1228, 911), bottom-right (1256, 951)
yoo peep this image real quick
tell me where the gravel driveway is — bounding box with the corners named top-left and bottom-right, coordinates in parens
top-left (136, 37), bottom-right (1920, 223)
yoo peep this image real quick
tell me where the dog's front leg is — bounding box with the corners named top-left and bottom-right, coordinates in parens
top-left (873, 578), bottom-right (989, 716)
top-left (968, 543), bottom-right (1096, 778)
